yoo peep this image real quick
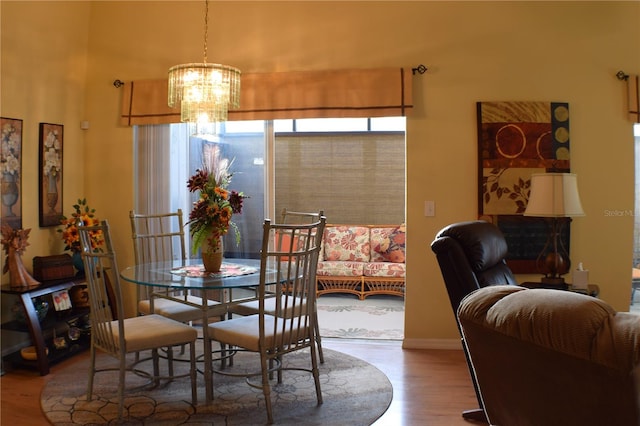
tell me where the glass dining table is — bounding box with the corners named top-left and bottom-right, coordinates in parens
top-left (120, 257), bottom-right (270, 403)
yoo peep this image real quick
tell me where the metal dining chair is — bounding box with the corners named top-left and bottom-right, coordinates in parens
top-left (228, 209), bottom-right (326, 363)
top-left (208, 217), bottom-right (326, 424)
top-left (130, 209), bottom-right (230, 372)
top-left (129, 209), bottom-right (227, 323)
top-left (78, 220), bottom-right (198, 420)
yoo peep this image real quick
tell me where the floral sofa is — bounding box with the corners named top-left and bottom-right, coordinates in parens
top-left (316, 224), bottom-right (406, 300)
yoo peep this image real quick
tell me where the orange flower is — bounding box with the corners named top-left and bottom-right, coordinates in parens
top-left (186, 149), bottom-right (246, 255)
top-left (58, 198), bottom-right (103, 253)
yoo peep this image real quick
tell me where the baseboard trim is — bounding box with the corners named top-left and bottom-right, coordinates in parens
top-left (402, 338), bottom-right (462, 350)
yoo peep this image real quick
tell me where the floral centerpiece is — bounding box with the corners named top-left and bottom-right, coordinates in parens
top-left (187, 149), bottom-right (246, 269)
top-left (58, 198), bottom-right (103, 257)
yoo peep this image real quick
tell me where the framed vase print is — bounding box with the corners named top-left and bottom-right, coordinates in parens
top-left (1, 117), bottom-right (23, 229)
top-left (39, 122), bottom-right (64, 227)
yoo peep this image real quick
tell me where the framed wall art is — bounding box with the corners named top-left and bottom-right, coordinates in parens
top-left (39, 122), bottom-right (64, 227)
top-left (477, 101), bottom-right (571, 273)
top-left (1, 117), bottom-right (23, 229)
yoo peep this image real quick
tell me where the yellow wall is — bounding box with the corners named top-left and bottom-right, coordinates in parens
top-left (2, 1), bottom-right (639, 347)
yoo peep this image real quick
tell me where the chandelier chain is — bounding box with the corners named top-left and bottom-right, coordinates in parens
top-left (203, 0), bottom-right (209, 63)
top-left (167, 0), bottom-right (241, 125)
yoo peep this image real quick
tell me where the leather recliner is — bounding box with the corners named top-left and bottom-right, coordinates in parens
top-left (431, 220), bottom-right (518, 421)
top-left (458, 285), bottom-right (640, 426)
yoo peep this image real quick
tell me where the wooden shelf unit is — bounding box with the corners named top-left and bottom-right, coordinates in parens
top-left (1, 278), bottom-right (90, 375)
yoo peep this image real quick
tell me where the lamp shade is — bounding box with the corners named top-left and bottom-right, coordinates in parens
top-left (524, 173), bottom-right (585, 217)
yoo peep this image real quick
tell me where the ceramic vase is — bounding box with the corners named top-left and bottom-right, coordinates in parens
top-left (46, 174), bottom-right (58, 214)
top-left (202, 238), bottom-right (223, 273)
top-left (1, 172), bottom-right (19, 216)
top-left (72, 252), bottom-right (85, 277)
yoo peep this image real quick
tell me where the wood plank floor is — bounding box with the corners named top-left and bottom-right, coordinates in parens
top-left (1, 338), bottom-right (485, 425)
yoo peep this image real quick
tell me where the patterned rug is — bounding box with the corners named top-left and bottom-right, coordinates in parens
top-left (41, 347), bottom-right (392, 425)
top-left (317, 295), bottom-right (404, 340)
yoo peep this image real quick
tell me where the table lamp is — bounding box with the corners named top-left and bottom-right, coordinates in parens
top-left (523, 172), bottom-right (585, 286)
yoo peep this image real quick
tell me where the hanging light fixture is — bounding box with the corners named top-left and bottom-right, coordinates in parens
top-left (168, 0), bottom-right (241, 125)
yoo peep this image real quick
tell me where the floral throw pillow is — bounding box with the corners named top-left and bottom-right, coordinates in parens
top-left (323, 226), bottom-right (370, 261)
top-left (382, 225), bottom-right (406, 263)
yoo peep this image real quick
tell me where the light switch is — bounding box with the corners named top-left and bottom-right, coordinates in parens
top-left (424, 200), bottom-right (435, 217)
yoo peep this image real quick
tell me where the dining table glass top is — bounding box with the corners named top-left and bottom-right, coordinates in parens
top-left (119, 258), bottom-right (267, 290)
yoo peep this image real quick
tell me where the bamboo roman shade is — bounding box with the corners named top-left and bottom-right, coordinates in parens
top-left (120, 67), bottom-right (413, 126)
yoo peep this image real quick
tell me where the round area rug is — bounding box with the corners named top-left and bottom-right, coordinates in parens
top-left (41, 348), bottom-right (392, 425)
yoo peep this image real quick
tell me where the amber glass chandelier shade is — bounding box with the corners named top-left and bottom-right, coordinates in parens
top-left (168, 63), bottom-right (241, 123)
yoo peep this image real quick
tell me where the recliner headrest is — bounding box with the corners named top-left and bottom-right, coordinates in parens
top-left (435, 220), bottom-right (509, 273)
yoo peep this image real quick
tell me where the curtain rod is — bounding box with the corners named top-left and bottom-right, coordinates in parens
top-left (617, 70), bottom-right (629, 81)
top-left (412, 64), bottom-right (427, 75)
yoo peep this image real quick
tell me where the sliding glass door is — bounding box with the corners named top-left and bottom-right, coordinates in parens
top-left (134, 118), bottom-right (406, 259)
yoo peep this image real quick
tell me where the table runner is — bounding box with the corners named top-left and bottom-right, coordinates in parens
top-left (171, 262), bottom-right (258, 278)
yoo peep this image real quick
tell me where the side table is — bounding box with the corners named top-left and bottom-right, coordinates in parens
top-left (1, 278), bottom-right (89, 375)
top-left (520, 281), bottom-right (600, 298)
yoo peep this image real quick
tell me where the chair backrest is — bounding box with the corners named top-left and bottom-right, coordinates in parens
top-left (130, 210), bottom-right (187, 305)
top-left (281, 208), bottom-right (325, 224)
top-left (78, 220), bottom-right (125, 357)
top-left (279, 209), bottom-right (324, 256)
top-left (259, 216), bottom-right (326, 352)
top-left (129, 210), bottom-right (186, 265)
top-left (431, 220), bottom-right (518, 315)
top-left (458, 285), bottom-right (640, 426)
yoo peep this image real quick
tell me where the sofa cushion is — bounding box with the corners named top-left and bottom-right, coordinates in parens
top-left (370, 225), bottom-right (406, 263)
top-left (317, 261), bottom-right (365, 277)
top-left (363, 262), bottom-right (406, 278)
top-left (322, 226), bottom-right (370, 261)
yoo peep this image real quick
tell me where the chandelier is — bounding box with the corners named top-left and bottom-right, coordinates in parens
top-left (168, 0), bottom-right (241, 124)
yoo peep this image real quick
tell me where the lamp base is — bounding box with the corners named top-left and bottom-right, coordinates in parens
top-left (539, 276), bottom-right (568, 290)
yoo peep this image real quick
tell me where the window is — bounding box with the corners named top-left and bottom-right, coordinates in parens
top-left (134, 118), bottom-right (406, 259)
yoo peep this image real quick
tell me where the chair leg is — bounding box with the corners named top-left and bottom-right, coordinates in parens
top-left (87, 345), bottom-right (96, 401)
top-left (460, 337), bottom-right (487, 422)
top-left (260, 354), bottom-right (274, 424)
top-left (276, 355), bottom-right (283, 383)
top-left (118, 354), bottom-right (126, 419)
top-left (310, 342), bottom-right (323, 405)
top-left (218, 314), bottom-right (232, 368)
top-left (314, 310), bottom-right (324, 364)
top-left (152, 348), bottom-right (160, 386)
top-left (167, 346), bottom-right (174, 380)
top-left (462, 408), bottom-right (487, 422)
top-left (190, 341), bottom-right (198, 405)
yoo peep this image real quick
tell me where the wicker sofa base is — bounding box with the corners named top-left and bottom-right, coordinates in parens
top-left (316, 275), bottom-right (405, 300)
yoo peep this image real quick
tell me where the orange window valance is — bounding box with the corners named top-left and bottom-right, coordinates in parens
top-left (120, 67), bottom-right (413, 126)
